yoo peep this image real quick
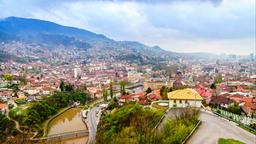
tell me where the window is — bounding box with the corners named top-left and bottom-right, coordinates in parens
top-left (174, 100), bottom-right (176, 103)
top-left (179, 100), bottom-right (182, 104)
top-left (185, 100), bottom-right (188, 103)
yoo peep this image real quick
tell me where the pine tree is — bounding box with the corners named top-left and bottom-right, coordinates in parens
top-left (60, 81), bottom-right (65, 91)
top-left (109, 80), bottom-right (113, 98)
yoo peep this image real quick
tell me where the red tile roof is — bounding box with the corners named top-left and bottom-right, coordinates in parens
top-left (194, 85), bottom-right (212, 97)
top-left (243, 102), bottom-right (256, 110)
top-left (148, 94), bottom-right (161, 101)
top-left (0, 103), bottom-right (7, 109)
top-left (120, 95), bottom-right (133, 101)
top-left (229, 95), bottom-right (253, 104)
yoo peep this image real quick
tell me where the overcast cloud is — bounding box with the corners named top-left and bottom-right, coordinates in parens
top-left (0, 0), bottom-right (255, 55)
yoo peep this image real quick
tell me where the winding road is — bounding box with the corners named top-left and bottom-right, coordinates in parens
top-left (187, 111), bottom-right (256, 144)
top-left (87, 106), bottom-right (101, 144)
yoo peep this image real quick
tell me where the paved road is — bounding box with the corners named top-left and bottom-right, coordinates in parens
top-left (87, 106), bottom-right (101, 144)
top-left (187, 111), bottom-right (256, 144)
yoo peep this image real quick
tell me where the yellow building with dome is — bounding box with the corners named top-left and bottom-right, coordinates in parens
top-left (168, 88), bottom-right (203, 108)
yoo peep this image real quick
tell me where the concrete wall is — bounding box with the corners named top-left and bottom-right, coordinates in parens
top-left (169, 99), bottom-right (201, 108)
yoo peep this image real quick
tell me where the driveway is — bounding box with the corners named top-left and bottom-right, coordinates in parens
top-left (187, 111), bottom-right (256, 144)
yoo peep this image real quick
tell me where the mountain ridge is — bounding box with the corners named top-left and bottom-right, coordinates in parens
top-left (0, 16), bottom-right (171, 63)
top-left (0, 16), bottom-right (223, 63)
top-left (0, 17), bottom-right (163, 50)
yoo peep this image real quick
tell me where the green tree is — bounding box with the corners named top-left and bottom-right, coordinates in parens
top-left (103, 88), bottom-right (108, 101)
top-left (146, 87), bottom-right (153, 94)
top-left (59, 81), bottom-right (65, 91)
top-left (210, 83), bottom-right (217, 89)
top-left (3, 73), bottom-right (13, 81)
top-left (107, 97), bottom-right (119, 110)
top-left (160, 86), bottom-right (169, 100)
top-left (84, 84), bottom-right (87, 90)
top-left (227, 104), bottom-right (242, 115)
top-left (7, 84), bottom-right (19, 95)
top-left (249, 123), bottom-right (256, 130)
top-left (214, 74), bottom-right (223, 83)
top-left (119, 81), bottom-right (127, 95)
top-left (109, 80), bottom-right (113, 98)
top-left (96, 103), bottom-right (168, 144)
top-left (0, 113), bottom-right (17, 142)
top-left (59, 81), bottom-right (74, 92)
top-left (65, 84), bottom-right (74, 92)
top-left (72, 90), bottom-right (88, 104)
top-left (18, 75), bottom-right (27, 85)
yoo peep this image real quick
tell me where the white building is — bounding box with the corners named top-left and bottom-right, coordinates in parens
top-left (74, 67), bottom-right (81, 79)
top-left (168, 88), bottom-right (203, 108)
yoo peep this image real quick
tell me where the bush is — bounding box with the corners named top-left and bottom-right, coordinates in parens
top-left (227, 104), bottom-right (242, 115)
top-left (159, 108), bottom-right (199, 144)
top-left (96, 104), bottom-right (199, 144)
top-left (249, 122), bottom-right (256, 130)
top-left (96, 103), bottom-right (164, 144)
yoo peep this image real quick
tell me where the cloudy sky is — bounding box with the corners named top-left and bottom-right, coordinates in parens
top-left (0, 0), bottom-right (255, 55)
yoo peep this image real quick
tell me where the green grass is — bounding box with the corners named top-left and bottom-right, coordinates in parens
top-left (218, 138), bottom-right (245, 144)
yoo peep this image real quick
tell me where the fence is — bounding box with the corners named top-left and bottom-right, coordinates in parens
top-left (213, 108), bottom-right (256, 134)
top-left (212, 108), bottom-right (256, 125)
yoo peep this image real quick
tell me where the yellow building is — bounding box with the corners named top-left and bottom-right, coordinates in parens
top-left (168, 88), bottom-right (203, 108)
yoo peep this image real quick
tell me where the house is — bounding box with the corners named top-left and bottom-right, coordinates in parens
top-left (118, 92), bottom-right (161, 105)
top-left (147, 93), bottom-right (161, 102)
top-left (24, 88), bottom-right (40, 95)
top-left (0, 90), bottom-right (12, 98)
top-left (17, 91), bottom-right (26, 99)
top-left (209, 95), bottom-right (234, 108)
top-left (143, 81), bottom-right (173, 90)
top-left (87, 87), bottom-right (98, 99)
top-left (0, 103), bottom-right (7, 114)
top-left (228, 94), bottom-right (252, 104)
top-left (119, 95), bottom-right (134, 103)
top-left (125, 83), bottom-right (144, 94)
top-left (195, 85), bottom-right (212, 97)
top-left (195, 84), bottom-right (213, 104)
top-left (26, 96), bottom-right (36, 102)
top-left (241, 101), bottom-right (256, 117)
top-left (168, 88), bottom-right (203, 108)
top-left (172, 79), bottom-right (186, 89)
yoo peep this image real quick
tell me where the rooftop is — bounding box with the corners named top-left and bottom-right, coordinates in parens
top-left (168, 88), bottom-right (203, 100)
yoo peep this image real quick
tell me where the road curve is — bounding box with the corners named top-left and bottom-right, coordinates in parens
top-left (187, 111), bottom-right (256, 144)
top-left (87, 106), bottom-right (101, 144)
